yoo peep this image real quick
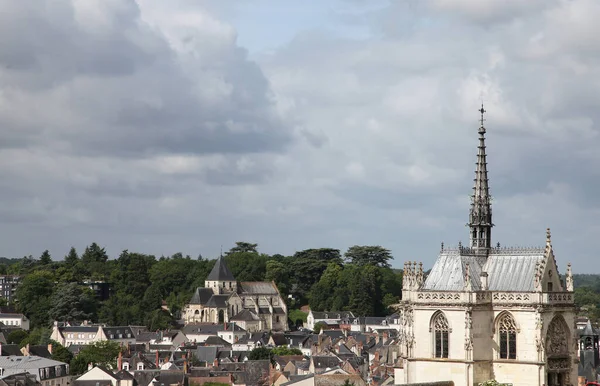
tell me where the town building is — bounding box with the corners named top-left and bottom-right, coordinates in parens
top-left (0, 356), bottom-right (69, 386)
top-left (0, 311), bottom-right (30, 331)
top-left (394, 106), bottom-right (577, 386)
top-left (0, 276), bottom-right (20, 303)
top-left (50, 322), bottom-right (147, 347)
top-left (183, 256), bottom-right (288, 331)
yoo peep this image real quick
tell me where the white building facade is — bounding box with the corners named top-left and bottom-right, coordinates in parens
top-left (394, 106), bottom-right (577, 386)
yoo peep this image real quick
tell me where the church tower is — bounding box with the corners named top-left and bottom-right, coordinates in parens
top-left (205, 255), bottom-right (237, 294)
top-left (468, 104), bottom-right (493, 252)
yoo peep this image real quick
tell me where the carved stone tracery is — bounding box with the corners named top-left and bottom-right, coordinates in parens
top-left (546, 316), bottom-right (569, 356)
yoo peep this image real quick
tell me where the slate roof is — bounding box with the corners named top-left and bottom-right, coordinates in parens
top-left (153, 370), bottom-right (187, 386)
top-left (204, 336), bottom-right (231, 347)
top-left (230, 309), bottom-right (260, 322)
top-left (0, 345), bottom-right (22, 356)
top-left (0, 314), bottom-right (25, 319)
top-left (205, 295), bottom-right (229, 308)
top-left (74, 381), bottom-right (111, 386)
top-left (0, 356), bottom-right (67, 378)
top-left (207, 257), bottom-right (235, 281)
top-left (422, 247), bottom-right (545, 291)
top-left (217, 360), bottom-right (270, 386)
top-left (189, 288), bottom-right (214, 305)
top-left (311, 356), bottom-right (341, 369)
top-left (181, 324), bottom-right (223, 335)
top-left (0, 372), bottom-right (39, 386)
top-left (59, 326), bottom-right (99, 333)
top-left (238, 282), bottom-right (279, 295)
top-left (26, 346), bottom-right (51, 358)
top-left (269, 333), bottom-right (287, 346)
top-left (580, 320), bottom-right (596, 337)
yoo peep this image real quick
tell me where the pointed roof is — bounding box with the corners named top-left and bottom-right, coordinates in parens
top-left (582, 320), bottom-right (595, 336)
top-left (468, 104), bottom-right (494, 250)
top-left (207, 256), bottom-right (235, 281)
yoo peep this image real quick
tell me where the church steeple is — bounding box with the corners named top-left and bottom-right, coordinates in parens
top-left (468, 104), bottom-right (493, 252)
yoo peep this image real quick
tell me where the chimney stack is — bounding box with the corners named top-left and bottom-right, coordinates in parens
top-left (155, 350), bottom-right (159, 368)
top-left (47, 344), bottom-right (53, 355)
top-left (117, 351), bottom-right (123, 371)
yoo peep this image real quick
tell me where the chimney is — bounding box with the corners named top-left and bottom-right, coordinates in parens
top-left (155, 350), bottom-right (159, 368)
top-left (26, 343), bottom-right (30, 354)
top-left (47, 344), bottom-right (53, 355)
top-left (480, 271), bottom-right (489, 291)
top-left (117, 351), bottom-right (123, 371)
top-left (213, 358), bottom-right (218, 368)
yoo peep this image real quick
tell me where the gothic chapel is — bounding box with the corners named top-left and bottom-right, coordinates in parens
top-left (394, 106), bottom-right (577, 386)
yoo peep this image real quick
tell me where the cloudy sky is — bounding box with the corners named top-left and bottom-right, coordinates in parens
top-left (1, 0), bottom-right (599, 271)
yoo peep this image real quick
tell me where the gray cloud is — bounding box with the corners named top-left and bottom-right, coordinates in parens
top-left (0, 0), bottom-right (599, 271)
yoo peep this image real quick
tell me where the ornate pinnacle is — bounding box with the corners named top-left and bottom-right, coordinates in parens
top-left (469, 104), bottom-right (493, 252)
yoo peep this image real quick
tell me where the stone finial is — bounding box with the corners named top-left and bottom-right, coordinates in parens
top-left (546, 228), bottom-right (551, 244)
top-left (441, 242), bottom-right (444, 251)
top-left (566, 262), bottom-right (574, 292)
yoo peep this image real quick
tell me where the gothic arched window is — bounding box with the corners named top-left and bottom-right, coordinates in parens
top-left (498, 313), bottom-right (517, 359)
top-left (432, 312), bottom-right (449, 358)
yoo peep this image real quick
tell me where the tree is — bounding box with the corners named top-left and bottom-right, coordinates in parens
top-left (15, 271), bottom-right (55, 327)
top-left (49, 283), bottom-right (98, 323)
top-left (271, 347), bottom-right (302, 356)
top-left (248, 347), bottom-right (272, 361)
top-left (342, 380), bottom-right (355, 386)
top-left (19, 327), bottom-right (51, 348)
top-left (224, 253), bottom-right (269, 282)
top-left (265, 260), bottom-right (290, 296)
top-left (64, 247), bottom-right (79, 267)
top-left (70, 340), bottom-right (121, 375)
top-left (293, 248), bottom-right (342, 263)
top-left (313, 322), bottom-right (329, 334)
top-left (344, 245), bottom-right (392, 268)
top-left (80, 242), bottom-right (109, 279)
top-left (225, 242), bottom-right (258, 255)
top-left (39, 250), bottom-right (52, 265)
top-left (145, 309), bottom-right (174, 330)
top-left (7, 330), bottom-right (28, 345)
top-left (51, 343), bottom-right (73, 364)
top-left (288, 310), bottom-right (308, 327)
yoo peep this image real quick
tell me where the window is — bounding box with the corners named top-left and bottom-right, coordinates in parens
top-left (432, 312), bottom-right (449, 358)
top-left (498, 313), bottom-right (517, 359)
top-left (548, 282), bottom-right (553, 292)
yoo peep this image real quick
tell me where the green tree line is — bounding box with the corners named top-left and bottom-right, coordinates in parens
top-left (5, 242), bottom-right (402, 330)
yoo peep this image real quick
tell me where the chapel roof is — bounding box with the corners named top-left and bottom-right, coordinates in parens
top-left (422, 246), bottom-right (545, 292)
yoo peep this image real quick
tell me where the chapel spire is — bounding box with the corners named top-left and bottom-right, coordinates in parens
top-left (468, 104), bottom-right (493, 252)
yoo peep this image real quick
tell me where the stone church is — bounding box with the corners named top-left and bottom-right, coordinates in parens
top-left (182, 256), bottom-right (288, 331)
top-left (394, 106), bottom-right (577, 386)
